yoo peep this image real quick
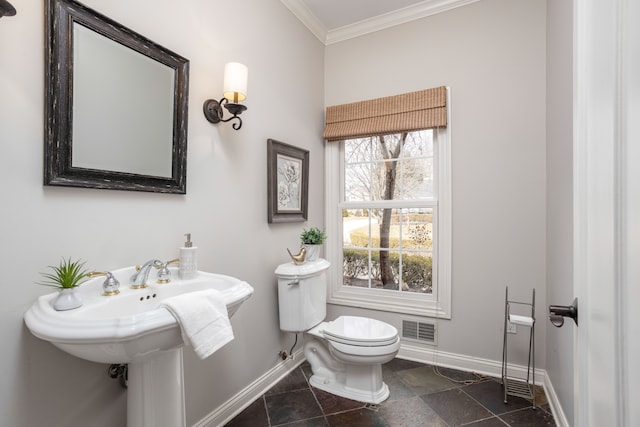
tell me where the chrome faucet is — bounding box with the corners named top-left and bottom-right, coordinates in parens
top-left (130, 259), bottom-right (163, 289)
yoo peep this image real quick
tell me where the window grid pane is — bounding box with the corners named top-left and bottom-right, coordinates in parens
top-left (344, 132), bottom-right (434, 203)
top-left (342, 130), bottom-right (435, 296)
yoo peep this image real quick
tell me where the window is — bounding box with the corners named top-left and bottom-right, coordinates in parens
top-left (324, 88), bottom-right (451, 318)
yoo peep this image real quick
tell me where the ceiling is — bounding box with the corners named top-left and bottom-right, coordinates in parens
top-left (280, 0), bottom-right (480, 44)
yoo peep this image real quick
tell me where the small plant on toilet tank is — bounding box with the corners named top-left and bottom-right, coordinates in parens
top-left (300, 227), bottom-right (327, 261)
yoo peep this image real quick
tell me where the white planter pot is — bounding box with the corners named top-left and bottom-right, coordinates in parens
top-left (53, 288), bottom-right (83, 311)
top-left (303, 244), bottom-right (321, 262)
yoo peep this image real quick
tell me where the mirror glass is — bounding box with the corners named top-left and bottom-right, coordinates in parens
top-left (45, 0), bottom-right (189, 193)
top-left (72, 24), bottom-right (174, 177)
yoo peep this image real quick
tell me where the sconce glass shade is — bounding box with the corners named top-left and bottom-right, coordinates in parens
top-left (223, 62), bottom-right (248, 103)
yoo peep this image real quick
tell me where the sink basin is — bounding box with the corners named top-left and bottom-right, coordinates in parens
top-left (24, 266), bottom-right (254, 363)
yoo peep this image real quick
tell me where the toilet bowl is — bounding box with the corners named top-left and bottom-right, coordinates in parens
top-left (304, 316), bottom-right (400, 403)
top-left (275, 259), bottom-right (400, 404)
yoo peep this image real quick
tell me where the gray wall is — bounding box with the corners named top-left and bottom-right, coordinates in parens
top-left (325, 0), bottom-right (548, 368)
top-left (545, 0), bottom-right (574, 424)
top-left (0, 1), bottom-right (324, 425)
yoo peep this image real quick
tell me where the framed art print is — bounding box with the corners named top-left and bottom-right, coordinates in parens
top-left (267, 139), bottom-right (309, 223)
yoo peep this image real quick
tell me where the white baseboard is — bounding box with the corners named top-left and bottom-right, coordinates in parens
top-left (193, 343), bottom-right (569, 427)
top-left (193, 349), bottom-right (304, 427)
top-left (397, 342), bottom-right (545, 384)
top-left (542, 370), bottom-right (570, 427)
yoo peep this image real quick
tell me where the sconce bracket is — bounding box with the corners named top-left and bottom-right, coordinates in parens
top-left (203, 97), bottom-right (247, 130)
top-left (225, 102), bottom-right (247, 117)
top-left (0, 0), bottom-right (16, 18)
top-left (203, 98), bottom-right (224, 124)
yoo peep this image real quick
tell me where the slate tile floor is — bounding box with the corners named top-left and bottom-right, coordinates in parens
top-left (225, 358), bottom-right (556, 427)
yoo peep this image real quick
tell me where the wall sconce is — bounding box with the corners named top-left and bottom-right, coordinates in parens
top-left (0, 0), bottom-right (17, 18)
top-left (203, 62), bottom-right (248, 130)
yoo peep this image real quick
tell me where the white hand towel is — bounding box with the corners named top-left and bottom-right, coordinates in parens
top-left (162, 289), bottom-right (234, 359)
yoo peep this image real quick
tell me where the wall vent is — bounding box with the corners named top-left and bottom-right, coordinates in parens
top-left (402, 319), bottom-right (436, 344)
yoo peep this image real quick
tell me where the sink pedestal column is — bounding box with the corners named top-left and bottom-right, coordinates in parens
top-left (127, 348), bottom-right (186, 427)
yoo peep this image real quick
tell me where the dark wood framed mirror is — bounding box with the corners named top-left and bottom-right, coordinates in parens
top-left (45, 0), bottom-right (189, 193)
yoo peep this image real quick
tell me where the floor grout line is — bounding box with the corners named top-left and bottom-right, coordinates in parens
top-left (305, 367), bottom-right (332, 425)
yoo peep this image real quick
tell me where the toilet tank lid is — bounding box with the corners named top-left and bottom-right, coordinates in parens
top-left (275, 258), bottom-right (330, 278)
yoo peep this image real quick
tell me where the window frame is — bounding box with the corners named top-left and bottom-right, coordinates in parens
top-left (324, 89), bottom-right (451, 318)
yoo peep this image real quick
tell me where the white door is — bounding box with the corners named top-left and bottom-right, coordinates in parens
top-left (574, 0), bottom-right (640, 425)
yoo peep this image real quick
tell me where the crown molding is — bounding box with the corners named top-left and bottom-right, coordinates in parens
top-left (281, 0), bottom-right (481, 45)
top-left (280, 0), bottom-right (328, 43)
top-left (326, 0), bottom-right (481, 44)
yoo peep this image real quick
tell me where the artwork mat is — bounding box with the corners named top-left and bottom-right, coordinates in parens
top-left (276, 153), bottom-right (303, 211)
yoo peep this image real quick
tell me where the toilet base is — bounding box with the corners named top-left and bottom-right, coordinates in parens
top-left (304, 338), bottom-right (395, 404)
top-left (308, 370), bottom-right (390, 404)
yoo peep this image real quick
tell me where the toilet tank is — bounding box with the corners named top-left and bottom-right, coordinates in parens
top-left (275, 259), bottom-right (330, 332)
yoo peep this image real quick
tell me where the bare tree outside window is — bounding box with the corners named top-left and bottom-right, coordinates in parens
top-left (342, 130), bottom-right (434, 294)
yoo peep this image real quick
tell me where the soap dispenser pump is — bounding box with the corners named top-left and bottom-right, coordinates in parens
top-left (179, 233), bottom-right (198, 280)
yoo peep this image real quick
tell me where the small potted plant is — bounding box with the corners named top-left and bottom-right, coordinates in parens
top-left (300, 227), bottom-right (327, 262)
top-left (38, 257), bottom-right (89, 311)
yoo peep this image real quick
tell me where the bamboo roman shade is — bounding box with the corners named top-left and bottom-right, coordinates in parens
top-left (323, 86), bottom-right (447, 141)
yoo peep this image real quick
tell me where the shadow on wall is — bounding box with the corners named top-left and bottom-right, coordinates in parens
top-left (19, 325), bottom-right (126, 427)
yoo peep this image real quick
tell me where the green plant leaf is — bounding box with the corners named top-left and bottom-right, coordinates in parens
top-left (37, 257), bottom-right (89, 289)
top-left (300, 227), bottom-right (327, 245)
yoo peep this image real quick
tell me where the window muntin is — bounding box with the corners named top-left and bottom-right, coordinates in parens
top-left (325, 122), bottom-right (451, 318)
top-left (341, 130), bottom-right (435, 296)
top-left (344, 132), bottom-right (434, 202)
top-left (343, 207), bottom-right (433, 294)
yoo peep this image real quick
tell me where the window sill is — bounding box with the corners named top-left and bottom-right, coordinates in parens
top-left (327, 285), bottom-right (451, 319)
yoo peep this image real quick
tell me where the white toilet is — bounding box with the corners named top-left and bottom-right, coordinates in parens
top-left (276, 259), bottom-right (400, 404)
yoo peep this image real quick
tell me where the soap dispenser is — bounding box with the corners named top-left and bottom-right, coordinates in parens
top-left (179, 233), bottom-right (198, 280)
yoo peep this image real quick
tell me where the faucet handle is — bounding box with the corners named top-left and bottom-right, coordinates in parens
top-left (157, 259), bottom-right (179, 284)
top-left (88, 271), bottom-right (120, 296)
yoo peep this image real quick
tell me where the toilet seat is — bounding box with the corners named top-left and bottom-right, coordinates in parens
top-left (328, 336), bottom-right (400, 358)
top-left (322, 316), bottom-right (399, 347)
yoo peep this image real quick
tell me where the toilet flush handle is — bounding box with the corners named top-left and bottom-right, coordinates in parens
top-left (288, 278), bottom-right (300, 286)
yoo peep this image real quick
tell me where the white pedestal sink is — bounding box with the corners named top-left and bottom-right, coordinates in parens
top-left (24, 267), bottom-right (254, 427)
